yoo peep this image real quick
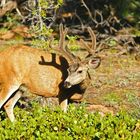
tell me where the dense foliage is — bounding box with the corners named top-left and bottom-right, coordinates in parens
top-left (0, 103), bottom-right (140, 139)
top-left (112, 0), bottom-right (140, 26)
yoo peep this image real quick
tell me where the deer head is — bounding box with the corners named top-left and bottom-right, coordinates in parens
top-left (63, 27), bottom-right (101, 88)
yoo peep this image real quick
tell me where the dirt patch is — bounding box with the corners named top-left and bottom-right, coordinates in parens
top-left (82, 51), bottom-right (140, 116)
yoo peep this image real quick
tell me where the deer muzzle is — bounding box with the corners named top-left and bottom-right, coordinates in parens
top-left (64, 81), bottom-right (72, 88)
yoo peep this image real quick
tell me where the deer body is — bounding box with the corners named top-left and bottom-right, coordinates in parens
top-left (0, 25), bottom-right (101, 122)
top-left (0, 45), bottom-right (72, 121)
top-left (0, 45), bottom-right (65, 98)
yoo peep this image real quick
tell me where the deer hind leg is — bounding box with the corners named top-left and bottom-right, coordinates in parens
top-left (0, 84), bottom-right (20, 109)
top-left (70, 93), bottom-right (83, 101)
top-left (4, 90), bottom-right (22, 122)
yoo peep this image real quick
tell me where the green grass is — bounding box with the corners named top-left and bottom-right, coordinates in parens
top-left (103, 92), bottom-right (122, 106)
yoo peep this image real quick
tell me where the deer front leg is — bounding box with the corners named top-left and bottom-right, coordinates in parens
top-left (59, 93), bottom-right (68, 112)
top-left (4, 90), bottom-right (22, 122)
top-left (59, 99), bottom-right (68, 112)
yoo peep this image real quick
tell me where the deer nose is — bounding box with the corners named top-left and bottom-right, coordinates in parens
top-left (64, 81), bottom-right (72, 88)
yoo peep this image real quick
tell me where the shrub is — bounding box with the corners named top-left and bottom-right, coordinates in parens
top-left (0, 103), bottom-right (140, 139)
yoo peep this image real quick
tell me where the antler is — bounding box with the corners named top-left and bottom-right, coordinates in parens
top-left (80, 27), bottom-right (97, 57)
top-left (59, 24), bottom-right (78, 63)
top-left (51, 24), bottom-right (79, 64)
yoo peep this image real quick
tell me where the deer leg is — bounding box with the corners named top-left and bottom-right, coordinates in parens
top-left (0, 84), bottom-right (20, 109)
top-left (59, 92), bottom-right (68, 112)
top-left (4, 90), bottom-right (22, 122)
top-left (59, 98), bottom-right (68, 112)
top-left (70, 93), bottom-right (83, 101)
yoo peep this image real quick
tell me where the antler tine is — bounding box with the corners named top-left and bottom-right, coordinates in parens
top-left (65, 45), bottom-right (80, 62)
top-left (87, 27), bottom-right (97, 52)
top-left (59, 24), bottom-right (80, 63)
top-left (80, 27), bottom-right (97, 57)
top-left (80, 38), bottom-right (92, 54)
top-left (49, 24), bottom-right (67, 56)
top-left (58, 24), bottom-right (76, 63)
top-left (50, 24), bottom-right (79, 63)
top-left (59, 23), bottom-right (67, 50)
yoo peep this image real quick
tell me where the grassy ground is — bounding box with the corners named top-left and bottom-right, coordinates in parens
top-left (83, 50), bottom-right (140, 117)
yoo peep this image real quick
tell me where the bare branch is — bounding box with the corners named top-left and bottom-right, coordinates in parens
top-left (81, 0), bottom-right (98, 25)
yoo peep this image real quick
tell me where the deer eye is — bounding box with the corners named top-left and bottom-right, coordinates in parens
top-left (77, 70), bottom-right (82, 74)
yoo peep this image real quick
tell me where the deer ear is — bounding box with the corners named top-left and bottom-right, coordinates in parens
top-left (88, 57), bottom-right (101, 69)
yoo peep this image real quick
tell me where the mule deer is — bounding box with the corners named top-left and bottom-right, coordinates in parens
top-left (0, 24), bottom-right (101, 122)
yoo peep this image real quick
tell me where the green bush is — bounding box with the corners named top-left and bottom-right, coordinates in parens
top-left (0, 103), bottom-right (140, 139)
top-left (112, 0), bottom-right (140, 28)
